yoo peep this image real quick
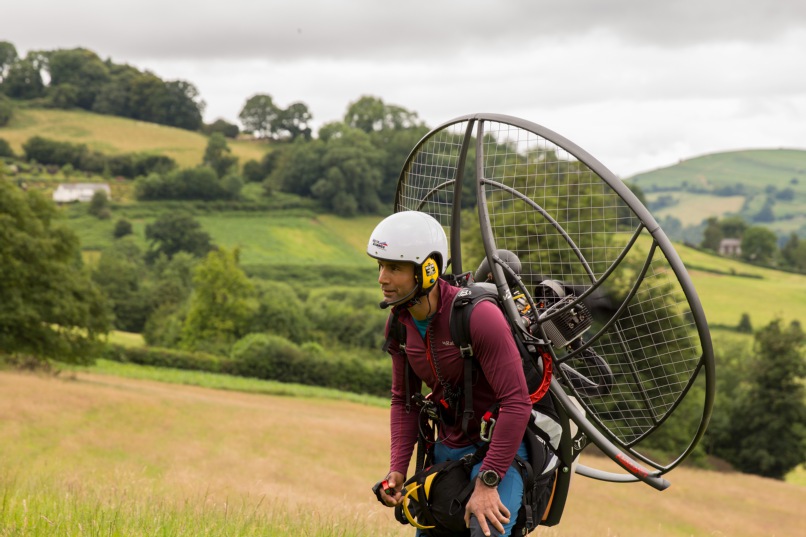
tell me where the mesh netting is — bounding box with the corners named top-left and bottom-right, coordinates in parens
top-left (396, 116), bottom-right (711, 464)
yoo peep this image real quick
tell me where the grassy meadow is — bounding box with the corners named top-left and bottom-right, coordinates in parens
top-left (628, 149), bottom-right (806, 193)
top-left (627, 148), bottom-right (806, 233)
top-left (1, 107), bottom-right (269, 169)
top-left (2, 368), bottom-right (805, 537)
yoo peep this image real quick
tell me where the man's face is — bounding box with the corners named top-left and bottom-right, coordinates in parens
top-left (377, 260), bottom-right (416, 305)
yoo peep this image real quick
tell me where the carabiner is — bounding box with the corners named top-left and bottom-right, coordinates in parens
top-left (480, 416), bottom-right (496, 442)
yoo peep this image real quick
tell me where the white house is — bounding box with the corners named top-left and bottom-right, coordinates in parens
top-left (53, 183), bottom-right (111, 203)
top-left (719, 238), bottom-right (742, 257)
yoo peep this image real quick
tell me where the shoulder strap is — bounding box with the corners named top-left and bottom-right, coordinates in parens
top-left (449, 283), bottom-right (499, 436)
top-left (382, 309), bottom-right (414, 414)
top-left (449, 283), bottom-right (500, 356)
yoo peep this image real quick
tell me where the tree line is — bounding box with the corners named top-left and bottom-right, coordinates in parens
top-left (0, 42), bottom-right (204, 130)
top-left (700, 215), bottom-right (806, 271)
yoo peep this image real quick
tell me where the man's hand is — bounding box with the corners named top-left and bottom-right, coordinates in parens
top-left (464, 478), bottom-right (510, 536)
top-left (378, 471), bottom-right (405, 506)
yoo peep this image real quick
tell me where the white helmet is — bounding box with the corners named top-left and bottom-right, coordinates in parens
top-left (367, 211), bottom-right (448, 299)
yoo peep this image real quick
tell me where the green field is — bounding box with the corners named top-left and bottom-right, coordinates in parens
top-left (628, 149), bottom-right (806, 193)
top-left (675, 243), bottom-right (806, 328)
top-left (64, 199), bottom-right (806, 329)
top-left (0, 107), bottom-right (269, 169)
top-left (646, 192), bottom-right (746, 226)
top-left (628, 149), bottom-right (806, 232)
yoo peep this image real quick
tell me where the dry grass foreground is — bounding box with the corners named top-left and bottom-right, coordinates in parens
top-left (1, 371), bottom-right (804, 537)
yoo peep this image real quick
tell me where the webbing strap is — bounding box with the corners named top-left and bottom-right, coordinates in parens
top-left (383, 309), bottom-right (414, 414)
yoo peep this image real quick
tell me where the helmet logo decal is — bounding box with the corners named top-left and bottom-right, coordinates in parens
top-left (372, 239), bottom-right (388, 250)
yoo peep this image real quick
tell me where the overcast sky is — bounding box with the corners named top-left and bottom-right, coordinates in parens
top-left (6, 0), bottom-right (806, 177)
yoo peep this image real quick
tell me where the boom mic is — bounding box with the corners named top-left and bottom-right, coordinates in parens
top-left (379, 300), bottom-right (390, 309)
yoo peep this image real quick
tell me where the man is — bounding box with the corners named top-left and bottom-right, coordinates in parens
top-left (368, 211), bottom-right (532, 537)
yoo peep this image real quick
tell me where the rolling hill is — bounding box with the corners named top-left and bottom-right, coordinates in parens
top-left (627, 149), bottom-right (806, 233)
top-left (0, 107), bottom-right (269, 168)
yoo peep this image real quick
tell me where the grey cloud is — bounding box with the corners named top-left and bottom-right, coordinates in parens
top-left (7, 0), bottom-right (806, 62)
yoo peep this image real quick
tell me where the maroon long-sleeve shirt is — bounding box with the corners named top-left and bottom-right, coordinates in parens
top-left (386, 278), bottom-right (531, 478)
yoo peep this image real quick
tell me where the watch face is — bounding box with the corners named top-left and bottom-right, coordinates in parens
top-left (481, 470), bottom-right (500, 486)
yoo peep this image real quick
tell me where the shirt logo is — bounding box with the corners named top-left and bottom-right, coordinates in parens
top-left (442, 340), bottom-right (454, 346)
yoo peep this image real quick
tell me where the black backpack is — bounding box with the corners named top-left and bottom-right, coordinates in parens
top-left (383, 277), bottom-right (562, 535)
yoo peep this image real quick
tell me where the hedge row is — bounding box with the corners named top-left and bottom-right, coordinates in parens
top-left (102, 337), bottom-right (392, 398)
top-left (22, 135), bottom-right (177, 178)
top-left (102, 344), bottom-right (226, 373)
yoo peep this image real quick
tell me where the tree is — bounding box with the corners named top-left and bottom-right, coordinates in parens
top-left (113, 218), bottom-right (133, 238)
top-left (250, 280), bottom-right (309, 343)
top-left (158, 80), bottom-right (205, 131)
top-left (741, 226), bottom-right (778, 264)
top-left (142, 252), bottom-right (197, 348)
top-left (242, 159), bottom-right (265, 183)
top-left (92, 63), bottom-right (140, 118)
top-left (312, 127), bottom-right (384, 216)
top-left (270, 138), bottom-right (327, 197)
top-left (203, 118), bottom-right (239, 138)
top-left (0, 41), bottom-right (18, 81)
top-left (1, 56), bottom-right (44, 99)
top-left (91, 238), bottom-right (150, 332)
top-left (737, 313), bottom-right (753, 334)
top-left (344, 95), bottom-right (387, 132)
top-left (46, 48), bottom-right (110, 110)
top-left (720, 216), bottom-right (748, 239)
top-left (344, 95), bottom-right (423, 132)
top-left (180, 248), bottom-right (257, 353)
top-left (369, 125), bottom-right (429, 203)
top-left (0, 180), bottom-right (109, 362)
top-left (781, 232), bottom-right (806, 271)
top-left (203, 132), bottom-right (238, 177)
top-left (753, 199), bottom-right (776, 223)
top-left (88, 189), bottom-right (111, 219)
top-left (276, 101), bottom-right (313, 140)
top-left (700, 217), bottom-right (723, 251)
top-left (0, 137), bottom-right (14, 157)
top-left (134, 167), bottom-right (235, 201)
top-left (238, 94), bottom-right (280, 138)
top-left (145, 212), bottom-right (214, 263)
top-left (713, 319), bottom-right (806, 479)
top-left (0, 95), bottom-right (12, 127)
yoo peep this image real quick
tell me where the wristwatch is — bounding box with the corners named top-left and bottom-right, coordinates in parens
top-left (479, 469), bottom-right (501, 487)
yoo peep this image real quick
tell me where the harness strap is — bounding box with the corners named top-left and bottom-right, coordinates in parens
top-left (383, 308), bottom-right (414, 414)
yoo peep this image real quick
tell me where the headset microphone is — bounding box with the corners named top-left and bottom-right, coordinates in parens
top-left (379, 300), bottom-right (390, 309)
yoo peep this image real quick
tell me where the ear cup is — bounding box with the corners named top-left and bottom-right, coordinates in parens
top-left (420, 257), bottom-right (439, 289)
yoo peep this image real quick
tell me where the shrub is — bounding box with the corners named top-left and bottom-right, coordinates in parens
top-left (229, 333), bottom-right (391, 396)
top-left (242, 159), bottom-right (265, 182)
top-left (113, 218), bottom-right (133, 238)
top-left (229, 333), bottom-right (305, 381)
top-left (203, 118), bottom-right (240, 138)
top-left (737, 313), bottom-right (753, 334)
top-left (23, 136), bottom-right (86, 167)
top-left (0, 95), bottom-right (12, 126)
top-left (103, 344), bottom-right (228, 373)
top-left (250, 281), bottom-right (309, 343)
top-left (0, 137), bottom-right (14, 158)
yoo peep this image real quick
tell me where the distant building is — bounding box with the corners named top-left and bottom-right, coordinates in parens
top-left (719, 238), bottom-right (742, 257)
top-left (53, 183), bottom-right (111, 203)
